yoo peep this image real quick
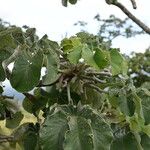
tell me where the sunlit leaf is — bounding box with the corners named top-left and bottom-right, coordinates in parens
top-left (82, 45), bottom-right (99, 69)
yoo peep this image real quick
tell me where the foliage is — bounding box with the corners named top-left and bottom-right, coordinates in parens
top-left (0, 2), bottom-right (150, 150)
top-left (128, 49), bottom-right (150, 87)
top-left (75, 14), bottom-right (144, 42)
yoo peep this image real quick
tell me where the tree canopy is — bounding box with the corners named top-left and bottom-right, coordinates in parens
top-left (0, 1), bottom-right (150, 150)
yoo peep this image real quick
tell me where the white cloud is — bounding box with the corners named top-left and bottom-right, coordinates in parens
top-left (0, 0), bottom-right (149, 53)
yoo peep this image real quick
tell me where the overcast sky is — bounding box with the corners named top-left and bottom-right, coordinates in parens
top-left (0, 0), bottom-right (150, 54)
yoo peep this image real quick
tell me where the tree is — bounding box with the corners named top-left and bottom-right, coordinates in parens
top-left (0, 1), bottom-right (150, 150)
top-left (62, 0), bottom-right (150, 34)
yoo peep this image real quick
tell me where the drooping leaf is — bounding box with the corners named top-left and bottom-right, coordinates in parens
top-left (0, 50), bottom-right (12, 81)
top-left (40, 111), bottom-right (69, 150)
top-left (94, 48), bottom-right (109, 69)
top-left (64, 116), bottom-right (94, 150)
top-left (10, 50), bottom-right (43, 92)
top-left (67, 46), bottom-right (82, 64)
top-left (79, 106), bottom-right (113, 150)
top-left (110, 49), bottom-right (127, 75)
top-left (82, 45), bottom-right (99, 69)
top-left (42, 49), bottom-right (60, 85)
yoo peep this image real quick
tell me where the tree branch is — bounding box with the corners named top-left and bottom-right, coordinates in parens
top-left (130, 0), bottom-right (137, 9)
top-left (0, 135), bottom-right (14, 143)
top-left (105, 0), bottom-right (150, 34)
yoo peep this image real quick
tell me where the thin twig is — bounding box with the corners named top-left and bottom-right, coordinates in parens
top-left (0, 135), bottom-right (14, 143)
top-left (86, 71), bottom-right (112, 76)
top-left (130, 0), bottom-right (137, 9)
top-left (105, 0), bottom-right (150, 34)
top-left (0, 95), bottom-right (14, 99)
top-left (87, 83), bottom-right (108, 94)
top-left (67, 83), bottom-right (73, 105)
top-left (80, 75), bottom-right (106, 84)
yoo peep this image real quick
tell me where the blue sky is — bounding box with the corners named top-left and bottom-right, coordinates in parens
top-left (0, 0), bottom-right (150, 55)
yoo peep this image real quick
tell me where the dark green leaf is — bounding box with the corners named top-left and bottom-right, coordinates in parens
top-left (6, 111), bottom-right (24, 129)
top-left (111, 133), bottom-right (138, 150)
top-left (42, 50), bottom-right (60, 85)
top-left (69, 0), bottom-right (77, 4)
top-left (0, 86), bottom-right (3, 94)
top-left (0, 50), bottom-right (11, 81)
top-left (40, 111), bottom-right (69, 150)
top-left (141, 134), bottom-right (150, 150)
top-left (10, 50), bottom-right (43, 92)
top-left (79, 106), bottom-right (113, 150)
top-left (64, 116), bottom-right (94, 150)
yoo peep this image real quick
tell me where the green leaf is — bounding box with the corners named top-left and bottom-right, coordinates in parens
top-left (141, 134), bottom-right (150, 150)
top-left (82, 45), bottom-right (99, 69)
top-left (142, 124), bottom-right (150, 137)
top-left (111, 133), bottom-right (138, 150)
top-left (23, 130), bottom-right (38, 150)
top-left (61, 38), bottom-right (73, 53)
top-left (64, 116), bottom-right (94, 150)
top-left (40, 105), bottom-right (113, 150)
top-left (69, 0), bottom-right (77, 4)
top-left (0, 32), bottom-right (16, 50)
top-left (6, 111), bottom-right (24, 129)
top-left (138, 89), bottom-right (150, 124)
top-left (0, 86), bottom-right (3, 94)
top-left (67, 46), bottom-right (82, 64)
top-left (81, 87), bottom-right (104, 109)
top-left (22, 97), bottom-right (34, 113)
top-left (10, 50), bottom-right (43, 92)
top-left (23, 91), bottom-right (48, 115)
top-left (126, 114), bottom-right (144, 133)
top-left (94, 48), bottom-right (109, 69)
top-left (79, 106), bottom-right (113, 150)
top-left (0, 50), bottom-right (11, 81)
top-left (11, 123), bottom-right (39, 149)
top-left (110, 49), bottom-right (127, 75)
top-left (70, 37), bottom-right (81, 47)
top-left (118, 89), bottom-right (130, 115)
top-left (42, 49), bottom-right (60, 85)
top-left (40, 111), bottom-right (69, 150)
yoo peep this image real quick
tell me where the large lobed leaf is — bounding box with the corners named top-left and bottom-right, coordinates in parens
top-left (40, 105), bottom-right (113, 150)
